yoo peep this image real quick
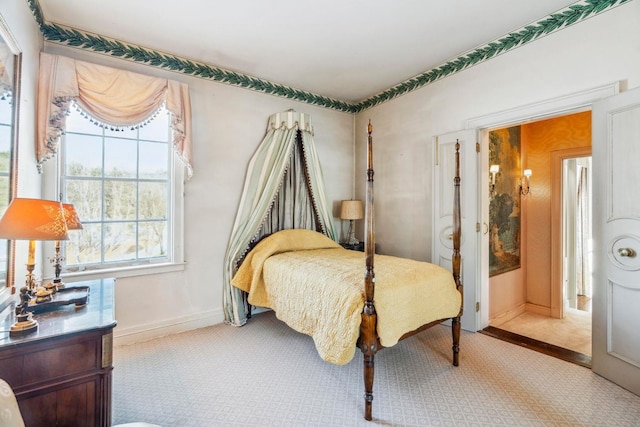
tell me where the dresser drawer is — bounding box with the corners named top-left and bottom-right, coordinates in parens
top-left (19, 377), bottom-right (98, 427)
top-left (0, 331), bottom-right (102, 389)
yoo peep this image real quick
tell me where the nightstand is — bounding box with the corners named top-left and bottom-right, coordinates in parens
top-left (341, 242), bottom-right (364, 252)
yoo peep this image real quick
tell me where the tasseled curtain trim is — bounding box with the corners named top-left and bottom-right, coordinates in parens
top-left (36, 52), bottom-right (193, 179)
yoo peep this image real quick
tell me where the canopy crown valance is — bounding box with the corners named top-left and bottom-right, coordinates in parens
top-left (267, 110), bottom-right (314, 134)
top-left (36, 52), bottom-right (193, 178)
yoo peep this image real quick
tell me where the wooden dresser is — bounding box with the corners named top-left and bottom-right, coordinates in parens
top-left (0, 278), bottom-right (116, 427)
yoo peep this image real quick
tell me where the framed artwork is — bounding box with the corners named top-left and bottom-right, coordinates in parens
top-left (489, 126), bottom-right (521, 277)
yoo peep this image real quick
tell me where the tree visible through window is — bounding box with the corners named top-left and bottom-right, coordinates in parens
top-left (61, 104), bottom-right (171, 269)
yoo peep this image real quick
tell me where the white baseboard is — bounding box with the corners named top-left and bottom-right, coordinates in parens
top-left (114, 308), bottom-right (224, 346)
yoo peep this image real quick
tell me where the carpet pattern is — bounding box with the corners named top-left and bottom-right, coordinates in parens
top-left (113, 311), bottom-right (640, 426)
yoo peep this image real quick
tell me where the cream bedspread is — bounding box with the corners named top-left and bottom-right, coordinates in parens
top-left (231, 229), bottom-right (461, 365)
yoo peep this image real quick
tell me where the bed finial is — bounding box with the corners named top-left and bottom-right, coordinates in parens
top-left (367, 120), bottom-right (373, 172)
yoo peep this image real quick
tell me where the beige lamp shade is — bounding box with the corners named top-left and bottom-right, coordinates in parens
top-left (62, 203), bottom-right (83, 230)
top-left (340, 200), bottom-right (364, 220)
top-left (0, 198), bottom-right (69, 241)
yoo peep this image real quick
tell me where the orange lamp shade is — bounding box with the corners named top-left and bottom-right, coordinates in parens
top-left (0, 198), bottom-right (69, 241)
top-left (62, 203), bottom-right (83, 231)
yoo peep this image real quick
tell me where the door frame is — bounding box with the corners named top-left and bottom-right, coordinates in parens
top-left (464, 82), bottom-right (619, 329)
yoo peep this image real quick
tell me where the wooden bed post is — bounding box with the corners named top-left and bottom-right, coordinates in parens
top-left (358, 127), bottom-right (462, 421)
top-left (451, 140), bottom-right (463, 366)
top-left (360, 120), bottom-right (379, 421)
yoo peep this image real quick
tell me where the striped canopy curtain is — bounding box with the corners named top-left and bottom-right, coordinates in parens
top-left (223, 110), bottom-right (336, 326)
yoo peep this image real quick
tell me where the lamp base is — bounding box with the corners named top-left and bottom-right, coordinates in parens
top-left (345, 219), bottom-right (359, 246)
top-left (10, 312), bottom-right (38, 336)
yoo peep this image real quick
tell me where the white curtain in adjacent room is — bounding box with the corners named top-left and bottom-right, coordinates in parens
top-left (576, 165), bottom-right (591, 297)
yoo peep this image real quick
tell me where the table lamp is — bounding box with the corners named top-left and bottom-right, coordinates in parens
top-left (0, 198), bottom-right (68, 335)
top-left (340, 200), bottom-right (364, 245)
top-left (47, 203), bottom-right (83, 291)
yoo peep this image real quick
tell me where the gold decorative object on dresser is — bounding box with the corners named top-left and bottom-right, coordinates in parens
top-left (0, 278), bottom-right (116, 427)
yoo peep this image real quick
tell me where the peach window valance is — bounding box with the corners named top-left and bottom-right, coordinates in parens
top-left (36, 52), bottom-right (193, 178)
top-left (0, 42), bottom-right (13, 99)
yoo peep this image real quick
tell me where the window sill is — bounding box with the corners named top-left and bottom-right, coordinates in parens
top-left (52, 262), bottom-right (186, 283)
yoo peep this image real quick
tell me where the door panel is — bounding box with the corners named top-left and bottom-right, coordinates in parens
top-left (592, 87), bottom-right (640, 395)
top-left (433, 130), bottom-right (478, 331)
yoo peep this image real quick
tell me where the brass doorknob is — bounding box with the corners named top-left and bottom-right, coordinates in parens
top-left (618, 247), bottom-right (636, 258)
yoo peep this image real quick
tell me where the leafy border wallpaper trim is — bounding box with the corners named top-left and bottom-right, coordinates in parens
top-left (27, 0), bottom-right (630, 113)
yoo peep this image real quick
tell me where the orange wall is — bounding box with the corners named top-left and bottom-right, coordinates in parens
top-left (489, 111), bottom-right (591, 323)
top-left (524, 111), bottom-right (591, 310)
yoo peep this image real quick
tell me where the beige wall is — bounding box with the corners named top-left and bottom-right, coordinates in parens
top-left (354, 1), bottom-right (639, 330)
top-left (0, 0), bottom-right (44, 276)
top-left (2, 0), bottom-right (355, 344)
top-left (3, 0), bottom-right (640, 340)
top-left (40, 44), bottom-right (356, 343)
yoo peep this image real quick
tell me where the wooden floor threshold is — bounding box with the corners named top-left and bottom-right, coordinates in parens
top-left (481, 326), bottom-right (592, 368)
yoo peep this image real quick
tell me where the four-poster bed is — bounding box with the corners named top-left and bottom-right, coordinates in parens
top-left (227, 115), bottom-right (463, 421)
top-left (359, 121), bottom-right (462, 420)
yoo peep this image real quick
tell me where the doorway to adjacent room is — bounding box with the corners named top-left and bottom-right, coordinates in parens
top-left (485, 112), bottom-right (593, 367)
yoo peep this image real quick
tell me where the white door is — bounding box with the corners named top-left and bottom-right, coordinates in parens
top-left (592, 87), bottom-right (640, 396)
top-left (433, 130), bottom-right (479, 331)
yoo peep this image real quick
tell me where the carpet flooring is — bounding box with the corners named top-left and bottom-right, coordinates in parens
top-left (112, 311), bottom-right (640, 426)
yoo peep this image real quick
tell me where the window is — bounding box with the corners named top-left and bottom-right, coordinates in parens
top-left (37, 54), bottom-right (192, 279)
top-left (45, 103), bottom-right (184, 277)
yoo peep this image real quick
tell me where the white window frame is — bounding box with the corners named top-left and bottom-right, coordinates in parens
top-left (41, 113), bottom-right (185, 282)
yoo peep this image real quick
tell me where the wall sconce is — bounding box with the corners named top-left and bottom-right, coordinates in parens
top-left (520, 169), bottom-right (532, 197)
top-left (340, 200), bottom-right (364, 245)
top-left (489, 164), bottom-right (500, 199)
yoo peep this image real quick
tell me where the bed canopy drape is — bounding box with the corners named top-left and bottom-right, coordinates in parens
top-left (36, 52), bottom-right (193, 178)
top-left (223, 110), bottom-right (337, 326)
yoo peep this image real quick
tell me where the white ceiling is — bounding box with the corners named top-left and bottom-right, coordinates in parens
top-left (38, 0), bottom-right (579, 103)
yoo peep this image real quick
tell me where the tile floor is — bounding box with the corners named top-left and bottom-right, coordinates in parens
top-left (495, 306), bottom-right (591, 356)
